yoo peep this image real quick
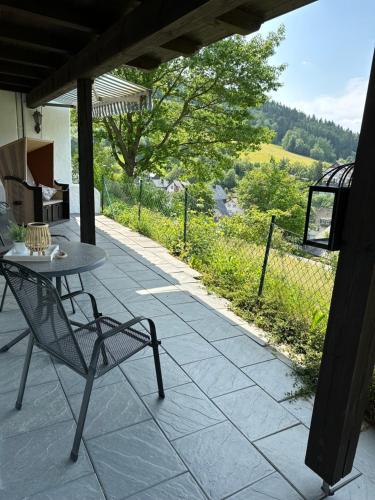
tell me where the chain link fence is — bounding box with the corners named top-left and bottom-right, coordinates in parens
top-left (102, 176), bottom-right (336, 345)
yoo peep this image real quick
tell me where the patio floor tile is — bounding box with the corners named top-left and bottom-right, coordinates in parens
top-left (173, 421), bottom-right (274, 500)
top-left (227, 472), bottom-right (302, 499)
top-left (0, 381), bottom-right (71, 439)
top-left (126, 472), bottom-right (206, 500)
top-left (126, 298), bottom-right (172, 318)
top-left (243, 358), bottom-right (300, 401)
top-left (0, 329), bottom-right (39, 356)
top-left (256, 424), bottom-right (360, 499)
top-left (26, 474), bottom-right (106, 500)
top-left (188, 316), bottom-right (244, 342)
top-left (0, 420), bottom-right (93, 500)
top-left (212, 335), bottom-right (274, 368)
top-left (120, 353), bottom-right (190, 396)
top-left (162, 333), bottom-right (219, 365)
top-left (214, 386), bottom-right (298, 442)
top-left (0, 352), bottom-right (58, 394)
top-left (0, 309), bottom-right (27, 332)
top-left (332, 474), bottom-right (375, 500)
top-left (150, 314), bottom-right (194, 339)
top-left (172, 301), bottom-right (217, 321)
top-left (100, 276), bottom-right (141, 291)
top-left (281, 397), bottom-right (314, 428)
top-left (69, 381), bottom-right (151, 439)
top-left (355, 427), bottom-right (375, 483)
top-left (151, 289), bottom-right (195, 306)
top-left (87, 420), bottom-right (186, 499)
top-left (54, 362), bottom-right (124, 396)
top-left (142, 382), bottom-right (225, 440)
top-left (183, 355), bottom-right (254, 398)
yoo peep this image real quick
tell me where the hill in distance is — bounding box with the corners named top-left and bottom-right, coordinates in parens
top-left (240, 143), bottom-right (320, 167)
top-left (252, 101), bottom-right (359, 163)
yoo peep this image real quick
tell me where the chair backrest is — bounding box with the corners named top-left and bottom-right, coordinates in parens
top-left (0, 260), bottom-right (87, 373)
top-left (0, 202), bottom-right (15, 253)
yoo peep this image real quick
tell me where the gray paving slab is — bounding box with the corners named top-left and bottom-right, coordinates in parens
top-left (172, 301), bottom-right (218, 321)
top-left (0, 352), bottom-right (58, 394)
top-left (150, 314), bottom-right (194, 339)
top-left (26, 474), bottom-right (106, 500)
top-left (0, 420), bottom-right (93, 499)
top-left (0, 309), bottom-right (27, 332)
top-left (54, 361), bottom-right (124, 396)
top-left (0, 381), bottom-right (71, 439)
top-left (183, 355), bottom-right (254, 398)
top-left (126, 297), bottom-right (172, 318)
top-left (87, 420), bottom-right (186, 499)
top-left (69, 381), bottom-right (151, 439)
top-left (355, 427), bottom-right (375, 483)
top-left (212, 335), bottom-right (275, 368)
top-left (142, 382), bottom-right (225, 440)
top-left (281, 397), bottom-right (314, 428)
top-left (228, 472), bottom-right (303, 499)
top-left (162, 332), bottom-right (219, 365)
top-left (173, 421), bottom-right (274, 500)
top-left (256, 424), bottom-right (360, 499)
top-left (187, 315), bottom-right (244, 342)
top-left (214, 385), bottom-right (298, 442)
top-left (120, 353), bottom-right (190, 396)
top-left (126, 472), bottom-right (206, 500)
top-left (243, 358), bottom-right (300, 401)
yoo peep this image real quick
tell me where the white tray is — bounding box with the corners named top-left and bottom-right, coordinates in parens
top-left (4, 244), bottom-right (60, 262)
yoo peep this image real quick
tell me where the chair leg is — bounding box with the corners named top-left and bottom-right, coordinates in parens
top-left (149, 320), bottom-right (164, 398)
top-left (63, 276), bottom-right (76, 314)
top-left (70, 371), bottom-right (95, 462)
top-left (15, 335), bottom-right (34, 410)
top-left (78, 273), bottom-right (84, 291)
top-left (0, 282), bottom-right (8, 312)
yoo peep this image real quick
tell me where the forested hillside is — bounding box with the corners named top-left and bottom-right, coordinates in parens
top-left (254, 101), bottom-right (358, 163)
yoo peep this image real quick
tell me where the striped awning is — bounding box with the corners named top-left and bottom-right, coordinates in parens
top-left (47, 73), bottom-right (152, 117)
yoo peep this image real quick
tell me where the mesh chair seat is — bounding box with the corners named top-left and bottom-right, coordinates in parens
top-left (46, 316), bottom-right (151, 375)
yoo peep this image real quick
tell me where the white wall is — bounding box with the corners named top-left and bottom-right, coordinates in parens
top-left (0, 89), bottom-right (100, 213)
top-left (0, 90), bottom-right (72, 184)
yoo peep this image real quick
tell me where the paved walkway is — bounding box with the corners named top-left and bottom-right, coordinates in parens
top-left (0, 215), bottom-right (374, 500)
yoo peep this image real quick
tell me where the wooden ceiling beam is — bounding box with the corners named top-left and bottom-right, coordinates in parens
top-left (0, 73), bottom-right (35, 87)
top-left (0, 61), bottom-right (49, 79)
top-left (0, 41), bottom-right (65, 69)
top-left (0, 4), bottom-right (96, 33)
top-left (161, 35), bottom-right (201, 56)
top-left (126, 55), bottom-right (162, 70)
top-left (0, 82), bottom-right (31, 92)
top-left (27, 0), bottom-right (254, 107)
top-left (216, 7), bottom-right (262, 35)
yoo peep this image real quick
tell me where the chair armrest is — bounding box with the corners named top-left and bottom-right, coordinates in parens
top-left (98, 316), bottom-right (149, 340)
top-left (60, 290), bottom-right (100, 318)
top-left (51, 233), bottom-right (70, 241)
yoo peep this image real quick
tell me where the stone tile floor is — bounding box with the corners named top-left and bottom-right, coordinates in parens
top-left (0, 215), bottom-right (374, 500)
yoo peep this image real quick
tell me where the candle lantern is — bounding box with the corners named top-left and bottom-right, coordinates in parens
top-left (303, 162), bottom-right (354, 251)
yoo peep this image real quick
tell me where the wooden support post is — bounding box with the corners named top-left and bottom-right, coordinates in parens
top-left (77, 78), bottom-right (96, 245)
top-left (305, 51), bottom-right (375, 486)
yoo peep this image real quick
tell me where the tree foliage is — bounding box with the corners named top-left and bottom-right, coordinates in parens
top-left (254, 101), bottom-right (359, 162)
top-left (101, 29), bottom-right (285, 179)
top-left (237, 161), bottom-right (306, 233)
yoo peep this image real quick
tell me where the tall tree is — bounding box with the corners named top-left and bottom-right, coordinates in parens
top-left (101, 29), bottom-right (285, 180)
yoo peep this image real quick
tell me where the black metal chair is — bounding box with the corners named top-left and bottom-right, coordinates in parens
top-left (0, 259), bottom-right (164, 461)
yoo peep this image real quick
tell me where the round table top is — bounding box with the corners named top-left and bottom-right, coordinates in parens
top-left (15, 242), bottom-right (107, 278)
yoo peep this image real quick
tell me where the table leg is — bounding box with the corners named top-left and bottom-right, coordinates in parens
top-left (55, 276), bottom-right (62, 296)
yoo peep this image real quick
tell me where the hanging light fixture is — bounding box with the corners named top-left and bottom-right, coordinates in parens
top-left (303, 162), bottom-right (354, 251)
top-left (33, 109), bottom-right (43, 134)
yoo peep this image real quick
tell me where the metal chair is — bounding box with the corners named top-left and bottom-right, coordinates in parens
top-left (0, 259), bottom-right (164, 461)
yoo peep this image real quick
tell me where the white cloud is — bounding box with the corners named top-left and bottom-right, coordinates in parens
top-left (290, 77), bottom-right (368, 133)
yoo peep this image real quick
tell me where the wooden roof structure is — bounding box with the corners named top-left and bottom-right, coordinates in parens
top-left (0, 0), bottom-right (316, 107)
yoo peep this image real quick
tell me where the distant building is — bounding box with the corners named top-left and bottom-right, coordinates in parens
top-left (225, 199), bottom-right (243, 216)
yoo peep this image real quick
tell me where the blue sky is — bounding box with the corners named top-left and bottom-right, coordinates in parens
top-left (255, 0), bottom-right (374, 132)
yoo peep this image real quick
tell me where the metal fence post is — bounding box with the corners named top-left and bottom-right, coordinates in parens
top-left (183, 187), bottom-right (188, 249)
top-left (138, 178), bottom-right (143, 224)
top-left (257, 215), bottom-right (276, 298)
top-left (101, 175), bottom-right (105, 212)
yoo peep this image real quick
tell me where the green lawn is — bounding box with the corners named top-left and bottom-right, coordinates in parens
top-left (240, 143), bottom-right (321, 166)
